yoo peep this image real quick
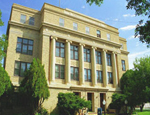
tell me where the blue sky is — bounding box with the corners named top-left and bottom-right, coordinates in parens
top-left (0, 0), bottom-right (149, 69)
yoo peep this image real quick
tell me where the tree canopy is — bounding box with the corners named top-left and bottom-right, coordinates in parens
top-left (0, 10), bottom-right (7, 63)
top-left (19, 58), bottom-right (50, 113)
top-left (120, 56), bottom-right (150, 112)
top-left (86, 0), bottom-right (150, 47)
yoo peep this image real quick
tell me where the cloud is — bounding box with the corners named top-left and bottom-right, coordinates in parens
top-left (128, 50), bottom-right (150, 69)
top-left (119, 25), bottom-right (136, 31)
top-left (123, 14), bottom-right (135, 17)
top-left (114, 18), bottom-right (118, 21)
top-left (82, 5), bottom-right (85, 9)
top-left (128, 35), bottom-right (140, 40)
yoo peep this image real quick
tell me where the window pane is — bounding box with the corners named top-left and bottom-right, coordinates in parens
top-left (75, 52), bottom-right (78, 60)
top-left (107, 34), bottom-right (110, 40)
top-left (86, 27), bottom-right (89, 34)
top-left (27, 63), bottom-right (31, 70)
top-left (75, 68), bottom-right (79, 80)
top-left (84, 69), bottom-right (87, 81)
top-left (20, 14), bottom-right (26, 24)
top-left (56, 48), bottom-right (59, 57)
top-left (23, 39), bottom-right (28, 44)
top-left (55, 65), bottom-right (59, 78)
top-left (87, 54), bottom-right (90, 62)
top-left (60, 66), bottom-right (64, 79)
top-left (29, 40), bottom-right (33, 45)
top-left (20, 63), bottom-right (26, 77)
top-left (61, 49), bottom-right (65, 57)
top-left (22, 45), bottom-right (27, 53)
top-left (70, 45), bottom-right (73, 50)
top-left (29, 17), bottom-right (34, 25)
top-left (28, 46), bottom-right (33, 55)
top-left (16, 43), bottom-right (21, 52)
top-left (61, 43), bottom-right (65, 47)
top-left (88, 70), bottom-right (91, 81)
top-left (73, 23), bottom-right (78, 30)
top-left (59, 18), bottom-right (64, 27)
top-left (14, 62), bottom-right (20, 76)
top-left (56, 42), bottom-right (59, 47)
top-left (18, 38), bottom-right (22, 42)
top-left (71, 50), bottom-right (73, 59)
top-left (71, 67), bottom-right (74, 80)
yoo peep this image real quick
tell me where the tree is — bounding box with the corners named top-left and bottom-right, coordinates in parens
top-left (86, 0), bottom-right (150, 47)
top-left (19, 58), bottom-right (50, 113)
top-left (0, 10), bottom-right (7, 63)
top-left (57, 93), bottom-right (91, 115)
top-left (120, 56), bottom-right (150, 112)
top-left (110, 93), bottom-right (126, 115)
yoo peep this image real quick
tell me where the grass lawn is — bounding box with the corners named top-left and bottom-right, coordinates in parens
top-left (132, 109), bottom-right (150, 115)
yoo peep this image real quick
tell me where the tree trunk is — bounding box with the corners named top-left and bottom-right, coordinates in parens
top-left (140, 103), bottom-right (144, 112)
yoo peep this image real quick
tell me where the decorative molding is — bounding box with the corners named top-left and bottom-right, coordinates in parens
top-left (66, 40), bottom-right (72, 43)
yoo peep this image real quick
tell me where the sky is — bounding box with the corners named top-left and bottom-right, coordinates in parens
top-left (0, 0), bottom-right (149, 69)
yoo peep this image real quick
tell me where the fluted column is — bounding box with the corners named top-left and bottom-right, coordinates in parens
top-left (91, 46), bottom-right (97, 86)
top-left (112, 52), bottom-right (118, 88)
top-left (50, 36), bottom-right (57, 82)
top-left (65, 40), bottom-right (72, 84)
top-left (79, 43), bottom-right (85, 85)
top-left (102, 49), bottom-right (108, 87)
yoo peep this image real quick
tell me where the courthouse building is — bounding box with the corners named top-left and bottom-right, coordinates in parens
top-left (4, 3), bottom-right (129, 114)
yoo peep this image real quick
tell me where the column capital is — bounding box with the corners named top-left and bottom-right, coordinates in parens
top-left (91, 46), bottom-right (97, 50)
top-left (102, 49), bottom-right (107, 52)
top-left (66, 40), bottom-right (72, 43)
top-left (79, 43), bottom-right (85, 47)
top-left (112, 51), bottom-right (117, 54)
top-left (50, 36), bottom-right (58, 40)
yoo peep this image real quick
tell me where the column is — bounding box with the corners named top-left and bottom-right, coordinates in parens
top-left (65, 40), bottom-right (72, 84)
top-left (112, 52), bottom-right (118, 88)
top-left (102, 49), bottom-right (108, 87)
top-left (91, 46), bottom-right (97, 86)
top-left (50, 36), bottom-right (57, 82)
top-left (79, 43), bottom-right (85, 85)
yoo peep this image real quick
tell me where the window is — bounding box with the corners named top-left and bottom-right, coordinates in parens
top-left (86, 27), bottom-right (90, 34)
top-left (96, 71), bottom-right (103, 83)
top-left (84, 69), bottom-right (91, 82)
top-left (70, 67), bottom-right (79, 81)
top-left (95, 51), bottom-right (102, 64)
top-left (73, 22), bottom-right (78, 30)
top-left (20, 14), bottom-right (26, 24)
top-left (121, 60), bottom-right (126, 71)
top-left (97, 30), bottom-right (101, 38)
top-left (121, 43), bottom-right (123, 49)
top-left (106, 53), bottom-right (112, 66)
top-left (56, 42), bottom-right (65, 58)
top-left (107, 34), bottom-right (110, 40)
top-left (16, 37), bottom-right (33, 55)
top-left (29, 17), bottom-right (34, 25)
top-left (14, 61), bottom-right (31, 77)
top-left (84, 48), bottom-right (91, 62)
top-left (55, 64), bottom-right (65, 79)
top-left (59, 18), bottom-right (64, 27)
top-left (70, 45), bottom-right (78, 60)
top-left (108, 72), bottom-right (113, 84)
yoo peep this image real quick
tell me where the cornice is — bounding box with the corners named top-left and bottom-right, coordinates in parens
top-left (9, 21), bottom-right (39, 31)
top-left (41, 22), bottom-right (122, 48)
top-left (121, 50), bottom-right (129, 55)
top-left (12, 3), bottom-right (40, 14)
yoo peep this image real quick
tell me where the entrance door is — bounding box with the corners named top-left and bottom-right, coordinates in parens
top-left (87, 93), bottom-right (93, 111)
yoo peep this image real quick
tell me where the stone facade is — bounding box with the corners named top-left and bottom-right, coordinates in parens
top-left (5, 3), bottom-right (129, 114)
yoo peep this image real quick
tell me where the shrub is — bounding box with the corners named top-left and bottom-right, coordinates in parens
top-left (57, 93), bottom-right (91, 115)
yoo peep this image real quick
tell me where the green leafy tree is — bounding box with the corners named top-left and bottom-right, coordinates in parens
top-left (19, 58), bottom-right (50, 113)
top-left (57, 93), bottom-right (91, 115)
top-left (110, 93), bottom-right (126, 115)
top-left (0, 10), bottom-right (7, 63)
top-left (86, 0), bottom-right (150, 47)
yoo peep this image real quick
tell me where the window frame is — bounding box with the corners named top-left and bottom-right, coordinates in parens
top-left (16, 37), bottom-right (33, 55)
top-left (14, 61), bottom-right (31, 77)
top-left (59, 18), bottom-right (64, 27)
top-left (84, 69), bottom-right (91, 82)
top-left (97, 30), bottom-right (101, 38)
top-left (84, 48), bottom-right (91, 62)
top-left (108, 72), bottom-right (113, 84)
top-left (106, 53), bottom-right (112, 66)
top-left (70, 66), bottom-right (79, 81)
top-left (121, 60), bottom-right (126, 71)
top-left (96, 70), bottom-right (103, 83)
top-left (29, 17), bottom-right (35, 25)
top-left (95, 51), bottom-right (102, 64)
top-left (20, 14), bottom-right (26, 24)
top-left (55, 64), bottom-right (65, 79)
top-left (56, 41), bottom-right (65, 58)
top-left (70, 45), bottom-right (78, 60)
